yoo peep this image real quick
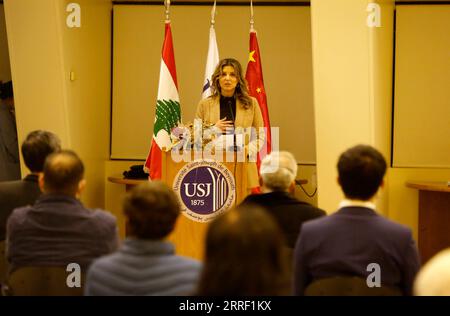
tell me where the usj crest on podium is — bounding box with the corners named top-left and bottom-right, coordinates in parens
top-left (162, 150), bottom-right (248, 260)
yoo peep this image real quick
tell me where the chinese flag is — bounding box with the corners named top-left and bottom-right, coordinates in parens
top-left (245, 31), bottom-right (272, 170)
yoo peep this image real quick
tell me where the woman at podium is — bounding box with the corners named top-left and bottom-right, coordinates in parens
top-left (195, 58), bottom-right (265, 190)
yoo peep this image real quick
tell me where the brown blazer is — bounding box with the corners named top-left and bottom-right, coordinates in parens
top-left (195, 95), bottom-right (265, 188)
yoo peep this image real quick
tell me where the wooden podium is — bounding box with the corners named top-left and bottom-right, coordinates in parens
top-left (161, 150), bottom-right (248, 260)
top-left (406, 181), bottom-right (450, 263)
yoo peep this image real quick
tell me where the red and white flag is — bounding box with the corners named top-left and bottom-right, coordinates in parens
top-left (144, 22), bottom-right (181, 179)
top-left (245, 31), bottom-right (272, 167)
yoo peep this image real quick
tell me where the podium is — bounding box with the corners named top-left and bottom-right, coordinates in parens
top-left (406, 181), bottom-right (450, 263)
top-left (162, 150), bottom-right (248, 260)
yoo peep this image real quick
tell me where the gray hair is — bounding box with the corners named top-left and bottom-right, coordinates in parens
top-left (260, 151), bottom-right (298, 192)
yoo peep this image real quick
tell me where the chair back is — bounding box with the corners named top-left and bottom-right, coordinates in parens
top-left (5, 266), bottom-right (85, 296)
top-left (0, 241), bottom-right (7, 285)
top-left (304, 276), bottom-right (402, 296)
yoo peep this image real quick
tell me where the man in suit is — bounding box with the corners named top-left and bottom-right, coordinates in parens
top-left (240, 151), bottom-right (326, 249)
top-left (6, 150), bottom-right (118, 273)
top-left (0, 130), bottom-right (61, 241)
top-left (0, 81), bottom-right (20, 181)
top-left (293, 144), bottom-right (420, 296)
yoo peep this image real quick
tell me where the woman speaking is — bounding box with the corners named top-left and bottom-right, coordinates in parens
top-left (195, 58), bottom-right (265, 191)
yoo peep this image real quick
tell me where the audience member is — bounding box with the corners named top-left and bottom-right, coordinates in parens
top-left (240, 151), bottom-right (326, 248)
top-left (6, 150), bottom-right (118, 273)
top-left (85, 181), bottom-right (201, 296)
top-left (197, 206), bottom-right (291, 296)
top-left (0, 81), bottom-right (20, 181)
top-left (293, 144), bottom-right (420, 296)
top-left (414, 248), bottom-right (450, 296)
top-left (0, 130), bottom-right (61, 241)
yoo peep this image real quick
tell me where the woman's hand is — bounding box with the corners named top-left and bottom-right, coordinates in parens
top-left (215, 118), bottom-right (234, 132)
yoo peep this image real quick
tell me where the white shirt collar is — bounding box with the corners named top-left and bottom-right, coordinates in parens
top-left (339, 199), bottom-right (376, 211)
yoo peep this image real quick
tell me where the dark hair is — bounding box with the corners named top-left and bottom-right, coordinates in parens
top-left (337, 144), bottom-right (387, 200)
top-left (0, 81), bottom-right (13, 99)
top-left (197, 206), bottom-right (290, 296)
top-left (43, 150), bottom-right (84, 195)
top-left (210, 58), bottom-right (253, 109)
top-left (123, 181), bottom-right (180, 239)
top-left (21, 130), bottom-right (61, 172)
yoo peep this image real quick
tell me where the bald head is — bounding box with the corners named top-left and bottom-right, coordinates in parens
top-left (42, 150), bottom-right (84, 196)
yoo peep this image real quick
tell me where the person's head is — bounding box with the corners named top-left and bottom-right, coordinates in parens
top-left (123, 181), bottom-right (180, 239)
top-left (337, 144), bottom-right (387, 201)
top-left (210, 58), bottom-right (252, 108)
top-left (21, 130), bottom-right (61, 173)
top-left (260, 151), bottom-right (298, 193)
top-left (0, 81), bottom-right (14, 109)
top-left (40, 150), bottom-right (85, 197)
top-left (414, 248), bottom-right (450, 296)
top-left (197, 206), bottom-right (290, 296)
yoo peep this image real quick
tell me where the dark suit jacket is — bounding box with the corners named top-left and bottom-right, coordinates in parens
top-left (293, 207), bottom-right (420, 296)
top-left (0, 104), bottom-right (20, 181)
top-left (240, 191), bottom-right (326, 248)
top-left (0, 174), bottom-right (41, 241)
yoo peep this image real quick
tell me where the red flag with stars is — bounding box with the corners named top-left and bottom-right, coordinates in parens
top-left (245, 31), bottom-right (272, 169)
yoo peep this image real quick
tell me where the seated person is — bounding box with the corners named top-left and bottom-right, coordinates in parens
top-left (0, 130), bottom-right (61, 241)
top-left (197, 205), bottom-right (291, 296)
top-left (6, 150), bottom-right (118, 273)
top-left (0, 80), bottom-right (20, 181)
top-left (240, 151), bottom-right (326, 248)
top-left (85, 181), bottom-right (201, 296)
top-left (293, 145), bottom-right (420, 296)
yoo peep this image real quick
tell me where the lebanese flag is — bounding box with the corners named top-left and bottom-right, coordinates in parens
top-left (144, 22), bottom-right (181, 179)
top-left (245, 31), bottom-right (272, 169)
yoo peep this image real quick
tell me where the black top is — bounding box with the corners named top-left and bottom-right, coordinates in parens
top-left (240, 191), bottom-right (326, 248)
top-left (219, 95), bottom-right (236, 124)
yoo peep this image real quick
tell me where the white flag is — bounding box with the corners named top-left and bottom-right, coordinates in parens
top-left (202, 24), bottom-right (219, 99)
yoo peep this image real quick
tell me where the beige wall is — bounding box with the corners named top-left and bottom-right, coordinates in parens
top-left (4, 0), bottom-right (112, 208)
top-left (310, 0), bottom-right (394, 214)
top-left (371, 0), bottom-right (395, 215)
top-left (111, 4), bottom-right (316, 164)
top-left (58, 0), bottom-right (112, 208)
top-left (0, 4), bottom-right (11, 82)
top-left (393, 5), bottom-right (450, 168)
top-left (5, 0), bottom-right (70, 147)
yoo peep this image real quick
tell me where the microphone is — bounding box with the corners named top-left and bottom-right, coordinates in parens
top-left (227, 99), bottom-right (239, 152)
top-left (227, 100), bottom-right (235, 127)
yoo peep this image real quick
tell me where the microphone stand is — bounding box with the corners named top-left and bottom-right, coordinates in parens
top-left (228, 99), bottom-right (239, 152)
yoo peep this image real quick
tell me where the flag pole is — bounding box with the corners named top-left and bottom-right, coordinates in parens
top-left (165, 0), bottom-right (171, 23)
top-left (211, 0), bottom-right (217, 26)
top-left (202, 0), bottom-right (220, 99)
top-left (249, 0), bottom-right (255, 32)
